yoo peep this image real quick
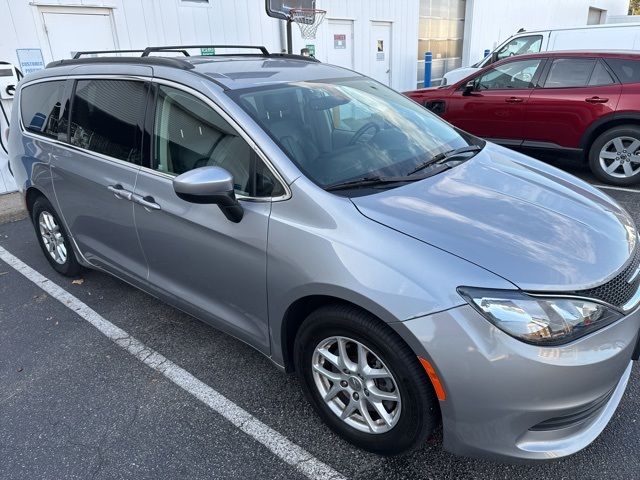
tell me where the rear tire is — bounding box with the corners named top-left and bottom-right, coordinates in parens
top-left (294, 304), bottom-right (438, 455)
top-left (588, 125), bottom-right (640, 186)
top-left (31, 196), bottom-right (83, 277)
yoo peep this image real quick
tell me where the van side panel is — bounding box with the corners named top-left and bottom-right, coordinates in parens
top-left (549, 27), bottom-right (639, 51)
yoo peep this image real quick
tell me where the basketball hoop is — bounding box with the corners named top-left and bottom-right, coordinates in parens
top-left (290, 8), bottom-right (326, 39)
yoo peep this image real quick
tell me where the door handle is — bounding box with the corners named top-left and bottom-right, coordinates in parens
top-left (505, 97), bottom-right (524, 103)
top-left (585, 96), bottom-right (609, 104)
top-left (132, 194), bottom-right (161, 211)
top-left (108, 184), bottom-right (133, 201)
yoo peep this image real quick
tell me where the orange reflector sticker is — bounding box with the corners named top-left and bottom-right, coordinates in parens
top-left (418, 357), bottom-right (446, 401)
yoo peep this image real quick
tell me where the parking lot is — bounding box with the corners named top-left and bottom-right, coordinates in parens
top-left (1, 166), bottom-right (639, 480)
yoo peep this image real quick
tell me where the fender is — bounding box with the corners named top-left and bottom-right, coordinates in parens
top-left (579, 112), bottom-right (640, 151)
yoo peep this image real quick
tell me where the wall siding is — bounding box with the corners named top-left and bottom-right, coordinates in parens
top-left (0, 0), bottom-right (419, 92)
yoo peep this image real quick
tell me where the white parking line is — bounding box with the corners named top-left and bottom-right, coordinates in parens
top-left (594, 184), bottom-right (640, 194)
top-left (0, 245), bottom-right (346, 480)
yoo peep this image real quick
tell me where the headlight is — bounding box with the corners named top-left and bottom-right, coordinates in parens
top-left (458, 287), bottom-right (622, 345)
top-left (441, 77), bottom-right (448, 86)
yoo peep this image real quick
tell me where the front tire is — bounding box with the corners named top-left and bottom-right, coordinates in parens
top-left (588, 125), bottom-right (640, 185)
top-left (31, 196), bottom-right (83, 277)
top-left (294, 304), bottom-right (438, 455)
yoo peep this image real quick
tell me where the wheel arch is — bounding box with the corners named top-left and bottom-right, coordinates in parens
top-left (580, 113), bottom-right (640, 155)
top-left (279, 294), bottom-right (399, 373)
top-left (25, 186), bottom-right (48, 218)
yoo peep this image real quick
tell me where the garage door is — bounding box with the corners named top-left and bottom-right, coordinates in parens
top-left (42, 8), bottom-right (116, 61)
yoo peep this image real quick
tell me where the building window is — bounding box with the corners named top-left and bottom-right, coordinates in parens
top-left (417, 0), bottom-right (466, 87)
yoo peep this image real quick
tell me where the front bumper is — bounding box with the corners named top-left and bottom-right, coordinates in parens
top-left (394, 304), bottom-right (639, 461)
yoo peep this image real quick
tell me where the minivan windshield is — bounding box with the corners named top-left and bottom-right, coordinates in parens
top-left (231, 78), bottom-right (480, 189)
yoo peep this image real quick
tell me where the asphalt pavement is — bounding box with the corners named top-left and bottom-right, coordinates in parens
top-left (0, 171), bottom-right (639, 480)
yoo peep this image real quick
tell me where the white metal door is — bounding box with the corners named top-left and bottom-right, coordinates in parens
top-left (42, 9), bottom-right (116, 60)
top-left (371, 22), bottom-right (391, 86)
top-left (326, 20), bottom-right (354, 69)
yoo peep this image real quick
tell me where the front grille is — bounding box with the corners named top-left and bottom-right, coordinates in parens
top-left (573, 246), bottom-right (640, 308)
top-left (529, 388), bottom-right (614, 431)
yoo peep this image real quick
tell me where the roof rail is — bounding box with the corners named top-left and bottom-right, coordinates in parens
top-left (142, 45), bottom-right (270, 57)
top-left (46, 56), bottom-right (195, 70)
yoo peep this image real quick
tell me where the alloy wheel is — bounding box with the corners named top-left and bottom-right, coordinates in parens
top-left (311, 336), bottom-right (402, 434)
top-left (599, 136), bottom-right (640, 178)
top-left (38, 211), bottom-right (67, 265)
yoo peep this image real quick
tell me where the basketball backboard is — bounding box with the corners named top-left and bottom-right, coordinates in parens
top-left (266, 0), bottom-right (316, 20)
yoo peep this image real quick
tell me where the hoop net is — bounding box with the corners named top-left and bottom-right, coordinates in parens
top-left (290, 8), bottom-right (326, 39)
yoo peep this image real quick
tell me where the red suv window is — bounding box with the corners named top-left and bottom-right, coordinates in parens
top-left (605, 58), bottom-right (640, 84)
top-left (543, 58), bottom-right (596, 88)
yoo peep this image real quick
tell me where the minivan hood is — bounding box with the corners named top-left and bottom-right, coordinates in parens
top-left (352, 145), bottom-right (637, 291)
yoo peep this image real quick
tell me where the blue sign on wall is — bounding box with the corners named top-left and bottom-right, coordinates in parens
top-left (16, 49), bottom-right (45, 75)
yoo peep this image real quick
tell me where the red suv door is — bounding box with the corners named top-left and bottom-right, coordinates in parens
top-left (524, 58), bottom-right (622, 149)
top-left (444, 58), bottom-right (544, 143)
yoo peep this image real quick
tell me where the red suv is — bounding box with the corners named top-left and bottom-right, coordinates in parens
top-left (406, 51), bottom-right (640, 185)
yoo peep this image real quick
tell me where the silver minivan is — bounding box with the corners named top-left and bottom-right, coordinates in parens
top-left (8, 46), bottom-right (639, 461)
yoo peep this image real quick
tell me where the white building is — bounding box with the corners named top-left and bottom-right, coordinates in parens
top-left (0, 0), bottom-right (632, 194)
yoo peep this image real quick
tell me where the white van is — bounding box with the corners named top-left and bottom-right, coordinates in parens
top-left (442, 23), bottom-right (640, 85)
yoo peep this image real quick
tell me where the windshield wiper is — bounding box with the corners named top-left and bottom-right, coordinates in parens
top-left (408, 145), bottom-right (482, 176)
top-left (325, 176), bottom-right (415, 191)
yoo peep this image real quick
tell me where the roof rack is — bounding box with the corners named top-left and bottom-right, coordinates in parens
top-left (141, 45), bottom-right (319, 62)
top-left (141, 45), bottom-right (270, 57)
top-left (47, 45), bottom-right (320, 70)
top-left (72, 49), bottom-right (191, 59)
top-left (73, 49), bottom-right (146, 59)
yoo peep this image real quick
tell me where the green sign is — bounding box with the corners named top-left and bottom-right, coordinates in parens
top-left (305, 44), bottom-right (316, 57)
top-left (200, 47), bottom-right (216, 56)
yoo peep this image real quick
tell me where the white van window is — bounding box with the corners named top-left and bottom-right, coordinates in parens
top-left (495, 35), bottom-right (543, 62)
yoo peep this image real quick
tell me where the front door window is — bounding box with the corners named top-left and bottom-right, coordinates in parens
top-left (153, 85), bottom-right (283, 198)
top-left (473, 59), bottom-right (542, 91)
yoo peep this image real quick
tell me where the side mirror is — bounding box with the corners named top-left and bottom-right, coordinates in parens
top-left (173, 166), bottom-right (244, 223)
top-left (462, 80), bottom-right (475, 96)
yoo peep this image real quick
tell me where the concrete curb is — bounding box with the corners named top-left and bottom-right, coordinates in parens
top-left (0, 192), bottom-right (27, 224)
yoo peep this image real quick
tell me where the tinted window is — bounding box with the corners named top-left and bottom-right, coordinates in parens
top-left (588, 61), bottom-right (615, 86)
top-left (605, 58), bottom-right (640, 84)
top-left (544, 58), bottom-right (596, 88)
top-left (153, 85), bottom-right (283, 197)
top-left (474, 59), bottom-right (542, 90)
top-left (20, 81), bottom-right (65, 138)
top-left (495, 35), bottom-right (543, 62)
top-left (70, 80), bottom-right (147, 163)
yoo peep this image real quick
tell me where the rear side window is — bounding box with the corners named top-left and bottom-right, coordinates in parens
top-left (20, 81), bottom-right (65, 138)
top-left (70, 80), bottom-right (148, 164)
top-left (543, 58), bottom-right (596, 88)
top-left (604, 59), bottom-right (640, 84)
top-left (588, 61), bottom-right (616, 86)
